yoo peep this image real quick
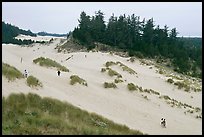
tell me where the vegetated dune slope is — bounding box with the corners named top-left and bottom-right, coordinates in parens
top-left (2, 35), bottom-right (202, 135)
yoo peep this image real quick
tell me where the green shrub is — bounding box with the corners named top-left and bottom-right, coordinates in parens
top-left (127, 83), bottom-right (137, 91)
top-left (149, 89), bottom-right (160, 95)
top-left (159, 70), bottom-right (164, 74)
top-left (105, 61), bottom-right (116, 67)
top-left (33, 57), bottom-right (69, 72)
top-left (26, 75), bottom-right (43, 88)
top-left (104, 82), bottom-right (117, 88)
top-left (167, 78), bottom-right (174, 84)
top-left (2, 63), bottom-right (24, 81)
top-left (101, 68), bottom-right (106, 72)
top-left (160, 95), bottom-right (171, 100)
top-left (122, 66), bottom-right (136, 75)
top-left (70, 75), bottom-right (87, 86)
top-left (108, 69), bottom-right (122, 78)
top-left (114, 78), bottom-right (123, 83)
top-left (116, 61), bottom-right (137, 75)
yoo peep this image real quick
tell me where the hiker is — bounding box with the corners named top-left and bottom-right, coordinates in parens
top-left (85, 55), bottom-right (87, 58)
top-left (24, 69), bottom-right (28, 78)
top-left (20, 57), bottom-right (22, 63)
top-left (57, 70), bottom-right (61, 76)
top-left (161, 118), bottom-right (166, 128)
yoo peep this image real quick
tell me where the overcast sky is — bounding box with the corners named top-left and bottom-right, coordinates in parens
top-left (2, 2), bottom-right (202, 37)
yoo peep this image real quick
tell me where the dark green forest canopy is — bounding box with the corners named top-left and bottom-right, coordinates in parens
top-left (72, 11), bottom-right (202, 78)
top-left (2, 21), bottom-right (45, 45)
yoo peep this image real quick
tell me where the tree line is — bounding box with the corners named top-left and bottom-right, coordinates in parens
top-left (2, 21), bottom-right (45, 45)
top-left (72, 11), bottom-right (202, 78)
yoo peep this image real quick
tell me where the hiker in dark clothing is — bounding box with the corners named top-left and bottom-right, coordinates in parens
top-left (57, 70), bottom-right (61, 76)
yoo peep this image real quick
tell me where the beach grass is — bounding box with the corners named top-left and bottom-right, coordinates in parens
top-left (26, 75), bottom-right (43, 88)
top-left (2, 62), bottom-right (24, 81)
top-left (33, 57), bottom-right (69, 72)
top-left (70, 75), bottom-right (88, 86)
top-left (2, 93), bottom-right (144, 135)
top-left (104, 82), bottom-right (117, 89)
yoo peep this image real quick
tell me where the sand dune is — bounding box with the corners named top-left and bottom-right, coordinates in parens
top-left (2, 35), bottom-right (202, 135)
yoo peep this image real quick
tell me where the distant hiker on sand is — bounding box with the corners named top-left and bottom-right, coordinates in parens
top-left (57, 70), bottom-right (61, 76)
top-left (161, 118), bottom-right (166, 128)
top-left (20, 57), bottom-right (22, 63)
top-left (24, 69), bottom-right (28, 78)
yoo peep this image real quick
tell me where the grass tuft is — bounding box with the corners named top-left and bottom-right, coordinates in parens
top-left (104, 82), bottom-right (117, 88)
top-left (33, 57), bottom-right (69, 72)
top-left (70, 75), bottom-right (88, 86)
top-left (127, 83), bottom-right (137, 91)
top-left (26, 75), bottom-right (43, 88)
top-left (2, 62), bottom-right (24, 81)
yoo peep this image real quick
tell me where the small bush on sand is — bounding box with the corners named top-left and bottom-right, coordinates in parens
top-left (104, 82), bottom-right (117, 88)
top-left (2, 62), bottom-right (24, 81)
top-left (26, 75), bottom-right (43, 88)
top-left (101, 68), bottom-right (106, 72)
top-left (127, 83), bottom-right (137, 91)
top-left (108, 69), bottom-right (122, 78)
top-left (167, 78), bottom-right (174, 84)
top-left (33, 57), bottom-right (69, 72)
top-left (114, 78), bottom-right (123, 83)
top-left (105, 61), bottom-right (116, 67)
top-left (70, 75), bottom-right (87, 86)
top-left (160, 95), bottom-right (171, 100)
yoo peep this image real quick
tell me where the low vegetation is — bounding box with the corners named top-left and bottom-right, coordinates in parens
top-left (127, 83), bottom-right (137, 91)
top-left (2, 93), bottom-right (144, 135)
top-left (104, 82), bottom-right (117, 89)
top-left (167, 78), bottom-right (174, 84)
top-left (26, 75), bottom-right (43, 88)
top-left (116, 61), bottom-right (137, 75)
top-left (33, 57), bottom-right (69, 72)
top-left (105, 61), bottom-right (116, 68)
top-left (114, 78), bottom-right (123, 84)
top-left (70, 75), bottom-right (88, 86)
top-left (108, 69), bottom-right (122, 78)
top-left (2, 62), bottom-right (24, 81)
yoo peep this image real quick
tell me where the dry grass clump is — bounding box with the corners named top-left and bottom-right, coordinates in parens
top-left (114, 78), bottom-right (123, 83)
top-left (127, 83), bottom-right (137, 91)
top-left (116, 61), bottom-right (137, 75)
top-left (26, 75), bottom-right (43, 88)
top-left (104, 82), bottom-right (117, 89)
top-left (108, 69), bottom-right (122, 78)
top-left (105, 61), bottom-right (117, 67)
top-left (159, 95), bottom-right (171, 100)
top-left (2, 62), bottom-right (24, 81)
top-left (149, 89), bottom-right (160, 95)
top-left (33, 57), bottom-right (69, 72)
top-left (101, 68), bottom-right (107, 72)
top-left (167, 78), bottom-right (174, 84)
top-left (70, 75), bottom-right (88, 86)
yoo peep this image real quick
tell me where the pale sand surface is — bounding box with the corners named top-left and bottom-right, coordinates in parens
top-left (2, 36), bottom-right (202, 135)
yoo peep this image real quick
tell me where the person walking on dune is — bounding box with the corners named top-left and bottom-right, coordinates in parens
top-left (24, 69), bottom-right (28, 78)
top-left (57, 70), bottom-right (61, 76)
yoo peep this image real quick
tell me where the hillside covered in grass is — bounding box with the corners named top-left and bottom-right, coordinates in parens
top-left (2, 93), bottom-right (144, 135)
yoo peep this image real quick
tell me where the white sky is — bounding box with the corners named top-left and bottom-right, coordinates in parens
top-left (2, 2), bottom-right (202, 37)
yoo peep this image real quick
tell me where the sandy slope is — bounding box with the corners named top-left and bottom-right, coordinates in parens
top-left (2, 36), bottom-right (202, 135)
